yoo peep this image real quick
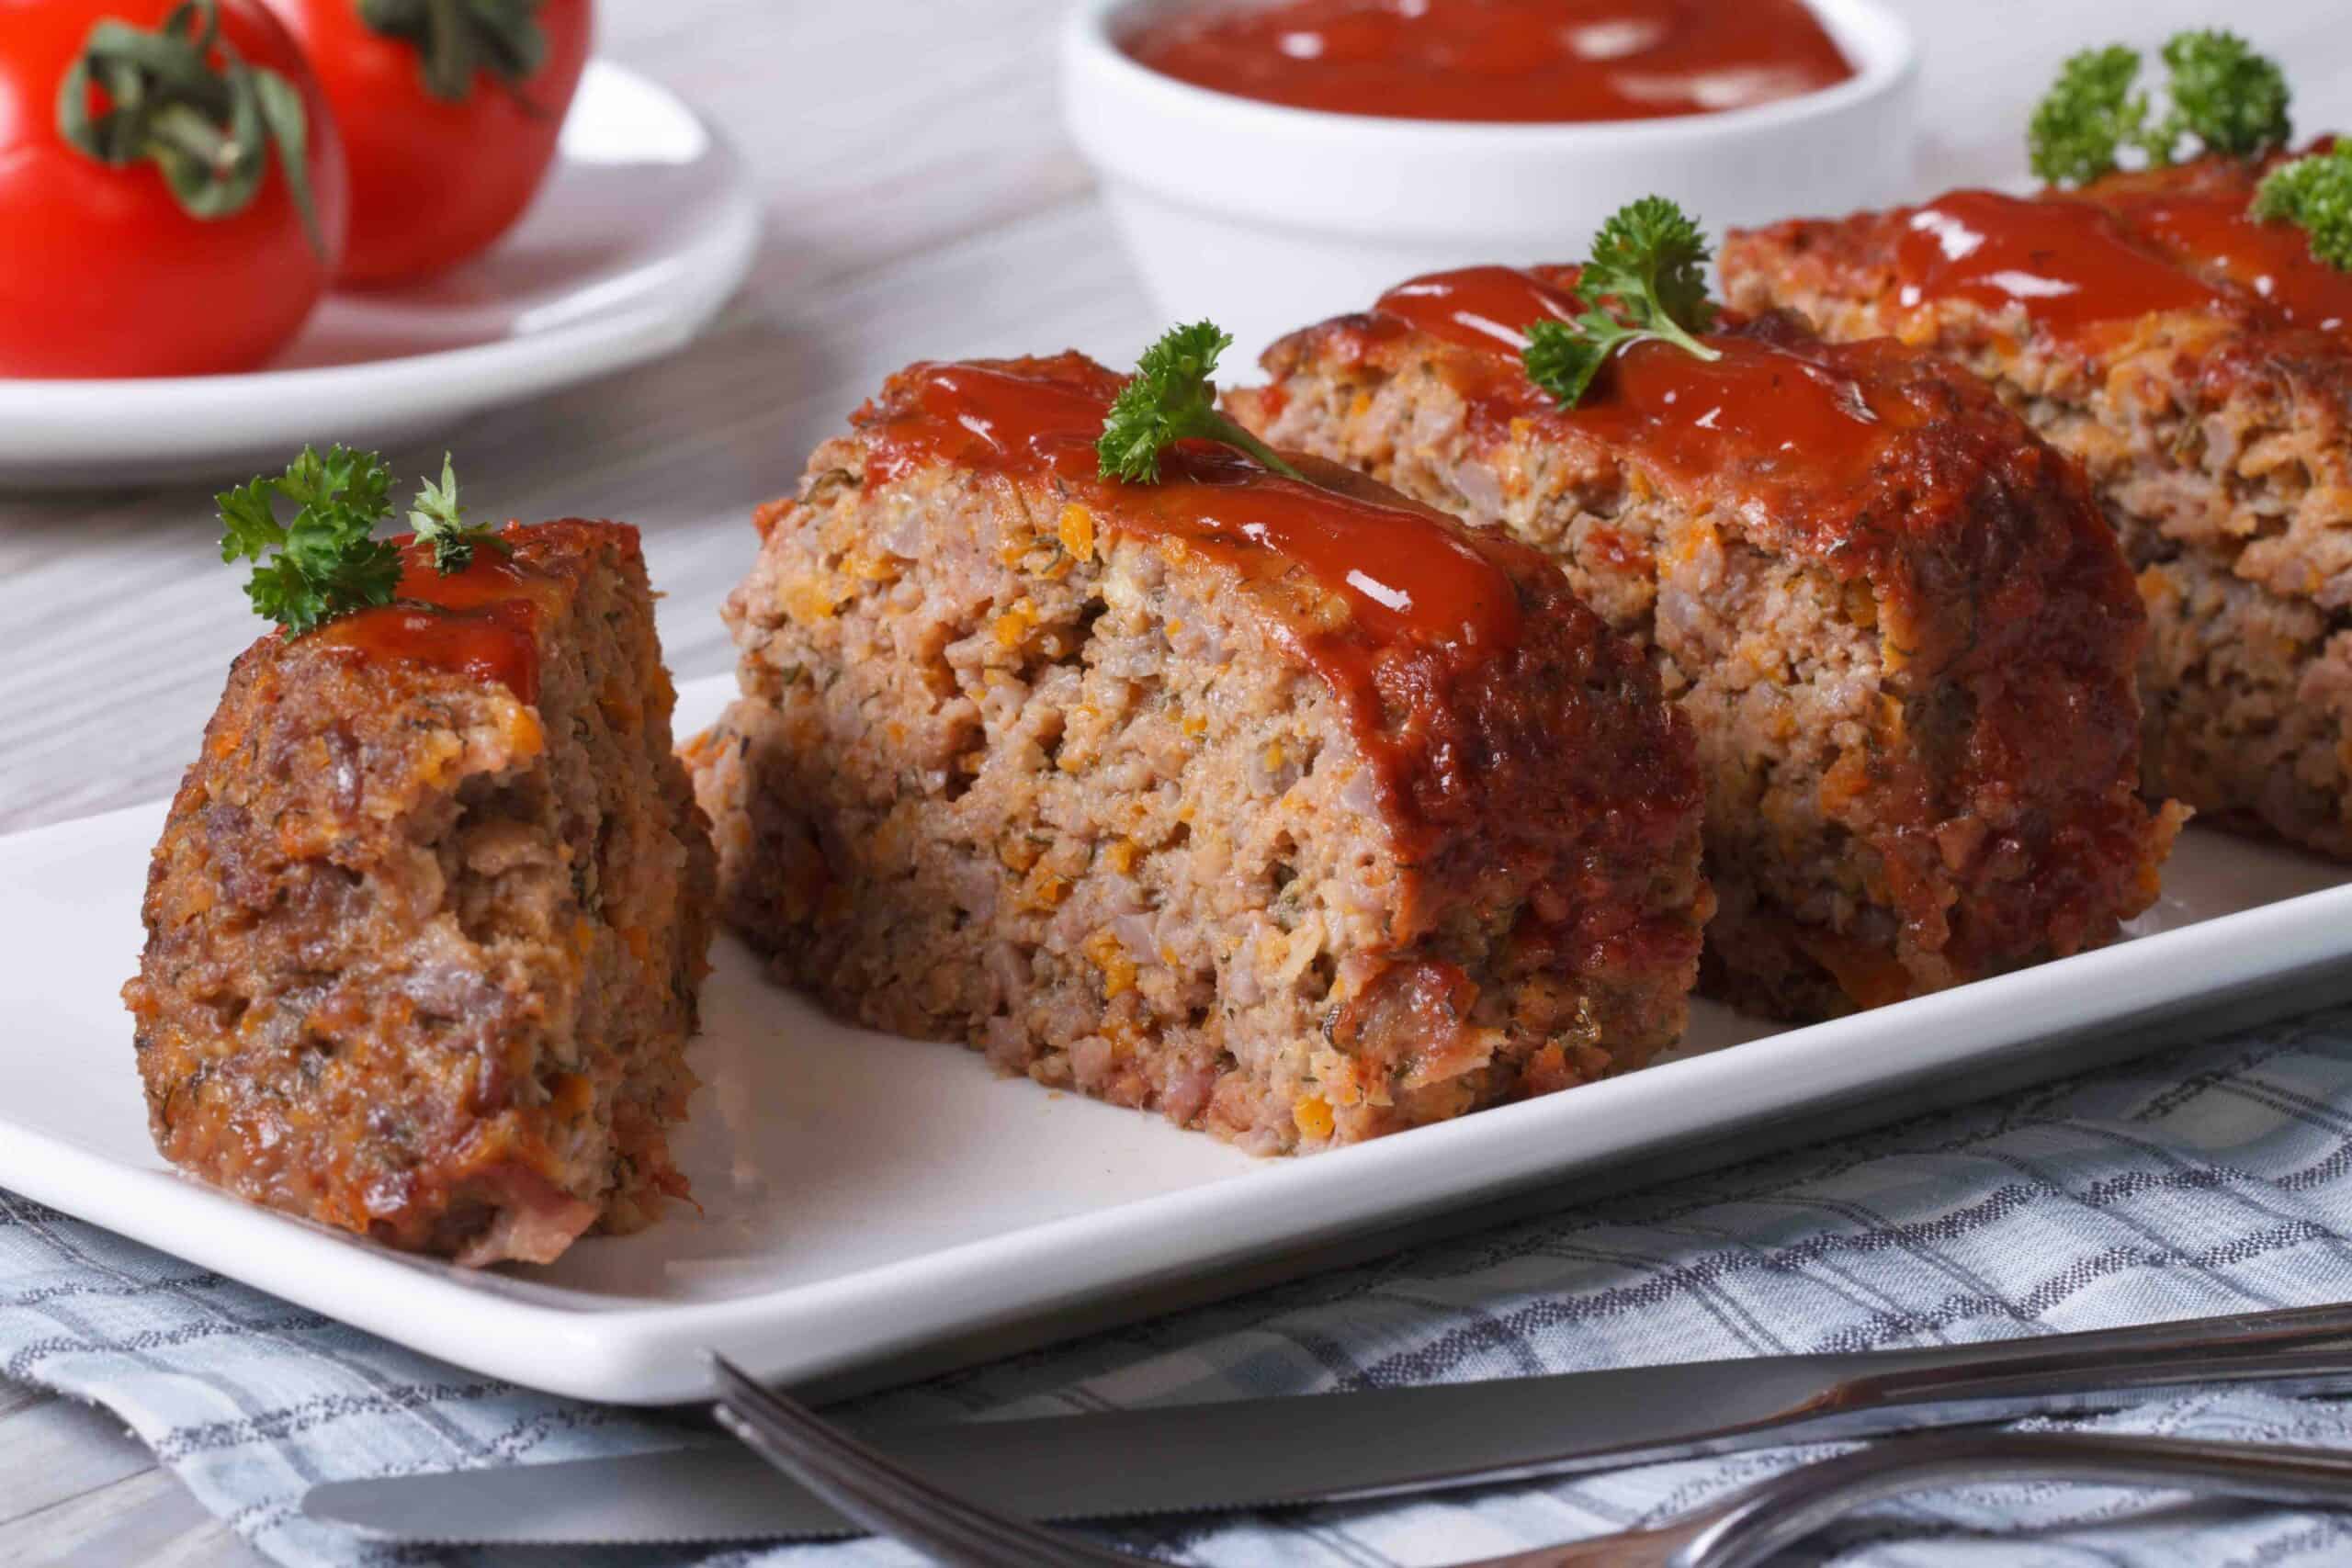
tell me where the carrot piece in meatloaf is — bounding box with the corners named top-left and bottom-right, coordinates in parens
top-left (1227, 267), bottom-right (2179, 1020)
top-left (689, 353), bottom-right (1711, 1154)
top-left (123, 522), bottom-right (716, 1266)
top-left (1723, 164), bottom-right (2352, 859)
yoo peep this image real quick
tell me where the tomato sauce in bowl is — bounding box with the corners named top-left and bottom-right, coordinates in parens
top-left (1120, 0), bottom-right (1857, 124)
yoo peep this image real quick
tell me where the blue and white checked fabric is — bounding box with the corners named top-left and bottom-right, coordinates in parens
top-left (14, 1008), bottom-right (2352, 1566)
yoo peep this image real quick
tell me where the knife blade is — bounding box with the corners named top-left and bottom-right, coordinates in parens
top-left (302, 1301), bottom-right (2352, 1544)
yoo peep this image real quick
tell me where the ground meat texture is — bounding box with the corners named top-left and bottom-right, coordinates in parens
top-left (1228, 267), bottom-right (2177, 1020)
top-left (122, 522), bottom-right (717, 1266)
top-left (690, 353), bottom-right (1710, 1154)
top-left (1724, 168), bottom-right (2352, 857)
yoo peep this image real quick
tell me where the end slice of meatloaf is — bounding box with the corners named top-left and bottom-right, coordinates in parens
top-left (122, 522), bottom-right (717, 1267)
top-left (1229, 266), bottom-right (2178, 1021)
top-left (1724, 174), bottom-right (2352, 857)
top-left (2070, 152), bottom-right (2352, 338)
top-left (688, 352), bottom-right (1711, 1154)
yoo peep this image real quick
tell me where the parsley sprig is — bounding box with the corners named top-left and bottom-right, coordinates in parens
top-left (2162, 30), bottom-right (2292, 162)
top-left (1521, 197), bottom-right (1722, 411)
top-left (2028, 30), bottom-right (2290, 186)
top-left (217, 447), bottom-right (498, 635)
top-left (218, 447), bottom-right (403, 636)
top-left (1097, 321), bottom-right (1304, 484)
top-left (407, 453), bottom-right (508, 571)
top-left (2254, 142), bottom-right (2352, 271)
top-left (2029, 46), bottom-right (2149, 187)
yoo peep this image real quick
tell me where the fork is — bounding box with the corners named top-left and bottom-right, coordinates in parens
top-left (709, 1354), bottom-right (2352, 1568)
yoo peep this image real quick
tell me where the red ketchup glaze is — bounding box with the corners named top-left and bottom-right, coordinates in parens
top-left (858, 356), bottom-right (1524, 742)
top-left (2102, 186), bottom-right (2352, 333)
top-left (1119, 0), bottom-right (1854, 124)
top-left (310, 528), bottom-right (549, 702)
top-left (1891, 189), bottom-right (2237, 345)
top-left (1374, 265), bottom-right (1580, 362)
top-left (1374, 265), bottom-right (1891, 504)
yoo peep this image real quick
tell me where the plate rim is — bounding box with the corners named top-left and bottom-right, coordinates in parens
top-left (9, 674), bottom-right (2352, 1404)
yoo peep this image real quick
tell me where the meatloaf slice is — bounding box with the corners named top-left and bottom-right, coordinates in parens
top-left (689, 352), bottom-right (1710, 1154)
top-left (2070, 152), bottom-right (2352, 336)
top-left (1230, 267), bottom-right (2177, 1020)
top-left (1724, 176), bottom-right (2352, 856)
top-left (123, 522), bottom-right (717, 1266)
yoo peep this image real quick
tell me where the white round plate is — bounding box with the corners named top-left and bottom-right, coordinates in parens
top-left (0, 62), bottom-right (759, 490)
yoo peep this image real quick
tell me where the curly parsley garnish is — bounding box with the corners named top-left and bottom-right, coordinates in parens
top-left (1520, 197), bottom-right (1721, 411)
top-left (407, 453), bottom-right (508, 571)
top-left (1097, 321), bottom-right (1304, 484)
top-left (2028, 46), bottom-right (2150, 187)
top-left (2161, 30), bottom-right (2292, 160)
top-left (2028, 30), bottom-right (2290, 186)
top-left (2254, 142), bottom-right (2352, 271)
top-left (217, 446), bottom-right (402, 636)
top-left (217, 447), bottom-right (494, 635)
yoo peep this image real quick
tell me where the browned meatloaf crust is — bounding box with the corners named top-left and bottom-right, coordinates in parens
top-left (123, 521), bottom-right (717, 1266)
top-left (1230, 266), bottom-right (2177, 1020)
top-left (1724, 169), bottom-right (2352, 858)
top-left (688, 352), bottom-right (1711, 1154)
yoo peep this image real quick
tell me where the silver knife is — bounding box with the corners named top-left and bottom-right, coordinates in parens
top-left (303, 1301), bottom-right (2352, 1544)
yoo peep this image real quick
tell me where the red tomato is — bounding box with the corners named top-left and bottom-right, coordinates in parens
top-left (0, 0), bottom-right (348, 378)
top-left (264, 0), bottom-right (593, 286)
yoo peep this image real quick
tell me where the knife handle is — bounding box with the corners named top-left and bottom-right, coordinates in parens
top-left (1826, 1300), bottom-right (2352, 1420)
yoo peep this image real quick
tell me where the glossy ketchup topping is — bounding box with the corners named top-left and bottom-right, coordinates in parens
top-left (311, 529), bottom-right (550, 702)
top-left (1120, 0), bottom-right (1855, 124)
top-left (859, 355), bottom-right (1524, 747)
top-left (1374, 265), bottom-right (1891, 506)
top-left (1892, 189), bottom-right (2236, 345)
top-left (1374, 265), bottom-right (1580, 361)
top-left (2101, 186), bottom-right (2352, 333)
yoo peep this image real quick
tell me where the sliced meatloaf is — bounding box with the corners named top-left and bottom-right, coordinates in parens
top-left (1724, 173), bottom-right (2352, 856)
top-left (123, 522), bottom-right (717, 1266)
top-left (689, 352), bottom-right (1711, 1154)
top-left (2071, 152), bottom-right (2352, 336)
top-left (1230, 267), bottom-right (2177, 1020)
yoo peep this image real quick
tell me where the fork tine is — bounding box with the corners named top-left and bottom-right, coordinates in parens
top-left (708, 1354), bottom-right (1157, 1568)
top-left (711, 1383), bottom-right (1075, 1565)
top-left (710, 1370), bottom-right (1082, 1566)
top-left (712, 1398), bottom-right (1089, 1567)
top-left (729, 1408), bottom-right (1134, 1568)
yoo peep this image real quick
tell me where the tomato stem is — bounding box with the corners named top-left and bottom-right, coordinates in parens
top-left (356, 0), bottom-right (549, 105)
top-left (54, 1), bottom-right (324, 259)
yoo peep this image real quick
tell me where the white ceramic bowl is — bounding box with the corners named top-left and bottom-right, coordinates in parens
top-left (1062, 0), bottom-right (1919, 367)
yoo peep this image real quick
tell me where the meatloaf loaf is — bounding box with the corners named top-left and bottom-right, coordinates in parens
top-left (1724, 167), bottom-right (2352, 857)
top-left (688, 352), bottom-right (1711, 1153)
top-left (123, 522), bottom-right (717, 1266)
top-left (1230, 267), bottom-right (2178, 1019)
top-left (2066, 152), bottom-right (2352, 335)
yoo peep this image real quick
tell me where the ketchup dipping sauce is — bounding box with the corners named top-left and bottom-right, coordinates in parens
top-left (1121, 0), bottom-right (1857, 124)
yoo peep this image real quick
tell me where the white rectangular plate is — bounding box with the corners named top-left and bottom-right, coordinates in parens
top-left (7, 676), bottom-right (2352, 1404)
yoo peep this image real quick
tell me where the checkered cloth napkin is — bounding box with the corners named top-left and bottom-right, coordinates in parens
top-left (14, 1010), bottom-right (2352, 1567)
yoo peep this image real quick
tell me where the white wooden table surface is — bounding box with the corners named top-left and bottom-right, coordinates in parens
top-left (3, 1), bottom-right (2343, 1562)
